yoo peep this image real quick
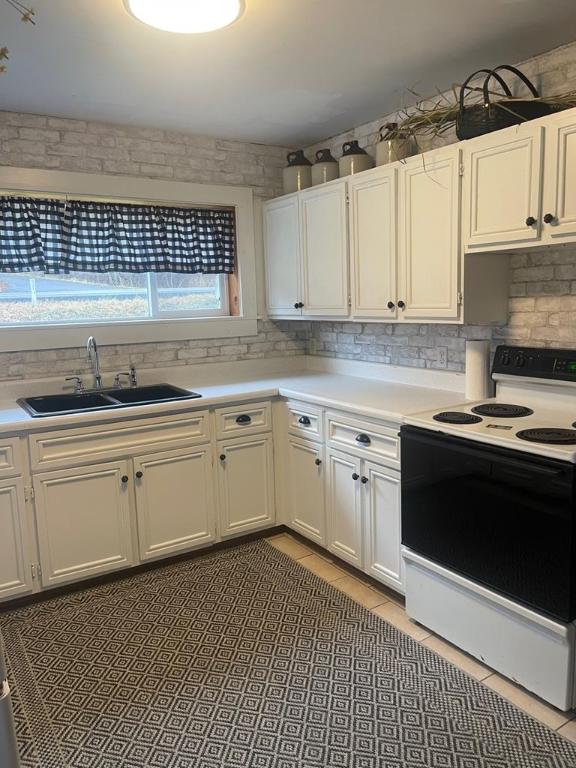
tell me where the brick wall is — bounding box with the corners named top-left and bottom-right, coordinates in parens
top-left (298, 40), bottom-right (576, 372)
top-left (2, 39), bottom-right (576, 380)
top-left (0, 112), bottom-right (307, 382)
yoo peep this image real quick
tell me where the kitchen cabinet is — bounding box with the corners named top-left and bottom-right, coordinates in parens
top-left (264, 181), bottom-right (349, 319)
top-left (362, 460), bottom-right (402, 591)
top-left (34, 460), bottom-right (134, 588)
top-left (462, 124), bottom-right (544, 250)
top-left (0, 477), bottom-right (34, 599)
top-left (398, 147), bottom-right (461, 320)
top-left (134, 446), bottom-right (215, 562)
top-left (286, 437), bottom-right (325, 544)
top-left (263, 194), bottom-right (302, 317)
top-left (348, 165), bottom-right (397, 319)
top-left (326, 447), bottom-right (363, 567)
top-left (217, 434), bottom-right (275, 536)
top-left (542, 110), bottom-right (576, 241)
top-left (300, 180), bottom-right (349, 316)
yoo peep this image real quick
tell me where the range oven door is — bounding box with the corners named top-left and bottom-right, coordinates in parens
top-left (401, 425), bottom-right (576, 622)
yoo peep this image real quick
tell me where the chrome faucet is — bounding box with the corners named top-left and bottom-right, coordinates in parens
top-left (86, 335), bottom-right (103, 390)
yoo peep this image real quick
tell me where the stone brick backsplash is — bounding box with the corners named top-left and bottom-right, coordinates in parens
top-left (0, 320), bottom-right (309, 382)
top-left (299, 246), bottom-right (576, 373)
top-left (0, 112), bottom-right (289, 200)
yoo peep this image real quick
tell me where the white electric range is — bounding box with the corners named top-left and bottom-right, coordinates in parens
top-left (401, 345), bottom-right (576, 711)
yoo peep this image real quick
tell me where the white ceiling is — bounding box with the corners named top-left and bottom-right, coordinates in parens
top-left (1, 0), bottom-right (576, 146)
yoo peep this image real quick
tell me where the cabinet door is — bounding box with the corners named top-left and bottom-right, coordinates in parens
top-left (543, 112), bottom-right (576, 241)
top-left (362, 461), bottom-right (403, 592)
top-left (264, 195), bottom-right (302, 316)
top-left (300, 181), bottom-right (349, 316)
top-left (463, 125), bottom-right (544, 249)
top-left (398, 148), bottom-right (461, 319)
top-left (34, 461), bottom-right (134, 587)
top-left (0, 477), bottom-right (33, 600)
top-left (326, 448), bottom-right (362, 567)
top-left (218, 434), bottom-right (275, 536)
top-left (349, 166), bottom-right (398, 319)
top-left (286, 438), bottom-right (325, 544)
top-left (134, 446), bottom-right (215, 562)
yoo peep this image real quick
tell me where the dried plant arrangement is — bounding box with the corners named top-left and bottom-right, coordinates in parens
top-left (1, 0), bottom-right (35, 74)
top-left (397, 80), bottom-right (576, 147)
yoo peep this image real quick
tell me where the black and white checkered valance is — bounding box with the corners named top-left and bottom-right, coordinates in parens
top-left (0, 197), bottom-right (236, 274)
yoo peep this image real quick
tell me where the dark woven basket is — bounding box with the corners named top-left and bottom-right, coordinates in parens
top-left (456, 65), bottom-right (554, 141)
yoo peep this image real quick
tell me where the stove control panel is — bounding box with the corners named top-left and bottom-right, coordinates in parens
top-left (493, 346), bottom-right (576, 381)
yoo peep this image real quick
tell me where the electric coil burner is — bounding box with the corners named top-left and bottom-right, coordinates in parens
top-left (471, 403), bottom-right (534, 418)
top-left (516, 428), bottom-right (576, 445)
top-left (433, 412), bottom-right (483, 425)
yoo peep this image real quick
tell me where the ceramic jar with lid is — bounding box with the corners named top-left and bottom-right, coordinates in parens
top-left (375, 123), bottom-right (417, 166)
top-left (282, 150), bottom-right (312, 195)
top-left (311, 148), bottom-right (339, 186)
top-left (338, 140), bottom-right (373, 176)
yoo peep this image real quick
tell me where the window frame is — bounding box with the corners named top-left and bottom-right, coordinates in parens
top-left (0, 167), bottom-right (257, 352)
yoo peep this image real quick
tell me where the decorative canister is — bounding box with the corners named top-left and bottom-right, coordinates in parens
top-left (338, 140), bottom-right (373, 176)
top-left (311, 148), bottom-right (339, 186)
top-left (282, 150), bottom-right (312, 194)
top-left (375, 123), bottom-right (417, 166)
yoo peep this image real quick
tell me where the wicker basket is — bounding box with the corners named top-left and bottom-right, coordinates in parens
top-left (456, 65), bottom-right (554, 141)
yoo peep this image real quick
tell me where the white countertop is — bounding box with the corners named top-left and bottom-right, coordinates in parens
top-left (0, 371), bottom-right (465, 435)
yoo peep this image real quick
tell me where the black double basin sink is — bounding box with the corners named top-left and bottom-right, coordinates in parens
top-left (18, 384), bottom-right (202, 418)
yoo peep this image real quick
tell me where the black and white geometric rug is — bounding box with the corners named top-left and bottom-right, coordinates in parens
top-left (2, 540), bottom-right (576, 768)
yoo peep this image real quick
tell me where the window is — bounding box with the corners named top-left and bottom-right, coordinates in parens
top-left (0, 195), bottom-right (236, 326)
top-left (0, 167), bottom-right (257, 352)
top-left (0, 271), bottom-right (229, 325)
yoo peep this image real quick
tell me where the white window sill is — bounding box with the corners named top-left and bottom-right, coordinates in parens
top-left (0, 316), bottom-right (258, 352)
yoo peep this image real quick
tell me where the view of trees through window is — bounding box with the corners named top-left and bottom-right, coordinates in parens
top-left (0, 271), bottom-right (229, 324)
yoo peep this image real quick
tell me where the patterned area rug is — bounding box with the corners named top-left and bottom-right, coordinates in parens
top-left (2, 540), bottom-right (576, 768)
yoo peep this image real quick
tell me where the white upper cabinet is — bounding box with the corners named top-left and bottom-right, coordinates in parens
top-left (263, 194), bottom-right (302, 317)
top-left (300, 181), bottom-right (349, 316)
top-left (543, 110), bottom-right (576, 241)
top-left (134, 446), bottom-right (215, 562)
top-left (463, 124), bottom-right (544, 250)
top-left (349, 166), bottom-right (397, 319)
top-left (398, 147), bottom-right (461, 320)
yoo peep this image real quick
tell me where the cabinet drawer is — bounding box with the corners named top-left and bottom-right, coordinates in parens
top-left (215, 401), bottom-right (272, 439)
top-left (285, 400), bottom-right (324, 442)
top-left (29, 411), bottom-right (210, 471)
top-left (326, 411), bottom-right (400, 468)
top-left (0, 437), bottom-right (24, 479)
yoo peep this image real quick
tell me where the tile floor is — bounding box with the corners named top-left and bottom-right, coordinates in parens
top-left (267, 531), bottom-right (576, 741)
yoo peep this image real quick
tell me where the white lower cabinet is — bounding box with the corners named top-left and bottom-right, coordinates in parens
top-left (362, 460), bottom-right (402, 592)
top-left (326, 448), bottom-right (363, 567)
top-left (0, 477), bottom-right (34, 599)
top-left (286, 437), bottom-right (325, 544)
top-left (34, 460), bottom-right (135, 587)
top-left (134, 446), bottom-right (215, 562)
top-left (217, 434), bottom-right (275, 537)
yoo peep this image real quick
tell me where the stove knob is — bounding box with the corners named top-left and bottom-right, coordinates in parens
top-left (515, 355), bottom-right (525, 367)
top-left (501, 354), bottom-right (510, 366)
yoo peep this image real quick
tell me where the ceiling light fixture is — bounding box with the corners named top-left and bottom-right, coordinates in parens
top-left (124, 0), bottom-right (245, 34)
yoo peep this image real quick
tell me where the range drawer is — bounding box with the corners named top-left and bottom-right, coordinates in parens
top-left (285, 400), bottom-right (324, 442)
top-left (325, 411), bottom-right (400, 468)
top-left (215, 401), bottom-right (272, 439)
top-left (0, 436), bottom-right (25, 479)
top-left (29, 411), bottom-right (210, 471)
